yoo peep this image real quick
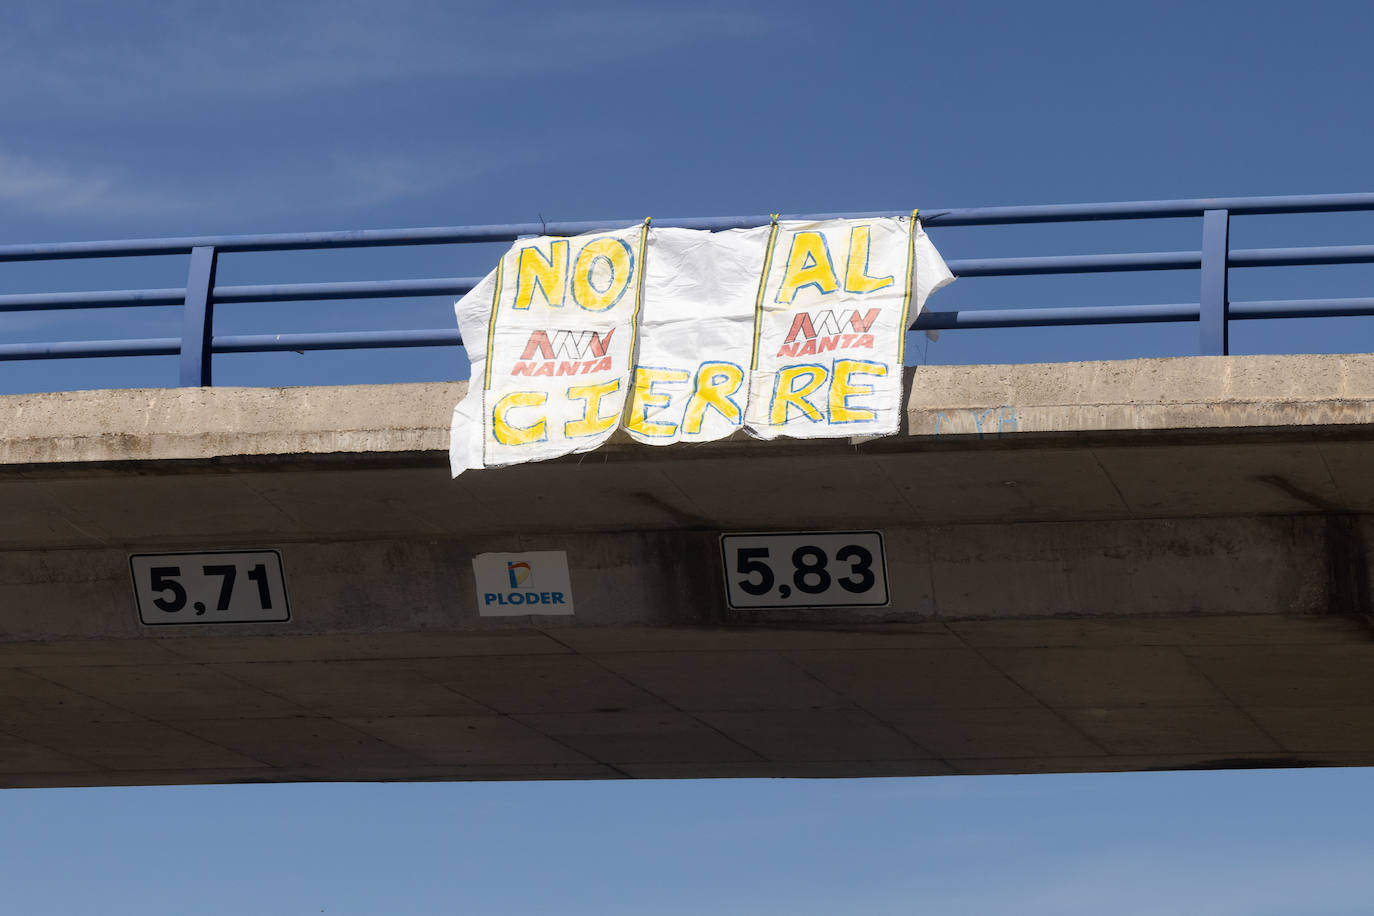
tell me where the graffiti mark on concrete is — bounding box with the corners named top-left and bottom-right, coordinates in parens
top-left (933, 406), bottom-right (1019, 438)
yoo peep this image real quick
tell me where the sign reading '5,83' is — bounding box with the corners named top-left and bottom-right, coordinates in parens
top-left (721, 531), bottom-right (888, 609)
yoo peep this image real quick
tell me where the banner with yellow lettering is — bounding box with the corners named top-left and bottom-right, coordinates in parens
top-left (449, 216), bottom-right (952, 476)
top-left (450, 224), bottom-right (647, 474)
top-left (745, 217), bottom-right (952, 439)
top-left (623, 226), bottom-right (772, 445)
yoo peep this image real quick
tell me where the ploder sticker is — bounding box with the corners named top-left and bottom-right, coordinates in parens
top-left (472, 551), bottom-right (575, 616)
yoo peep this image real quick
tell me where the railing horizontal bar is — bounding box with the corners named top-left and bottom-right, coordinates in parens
top-left (0, 258), bottom-right (1204, 313)
top-left (0, 329), bottom-right (466, 361)
top-left (10, 243), bottom-right (1372, 314)
top-left (5, 192), bottom-right (1374, 262)
top-left (214, 277), bottom-right (480, 304)
top-left (0, 278), bottom-right (480, 313)
top-left (212, 329), bottom-right (462, 353)
top-left (0, 230), bottom-right (488, 262)
top-left (0, 338), bottom-right (180, 360)
top-left (910, 298), bottom-right (1374, 330)
top-left (0, 288), bottom-right (186, 312)
top-left (1230, 297), bottom-right (1374, 319)
top-left (947, 251), bottom-right (1200, 276)
top-left (923, 191), bottom-right (1374, 226)
top-left (0, 222), bottom-right (841, 261)
top-left (1, 300), bottom-right (1366, 364)
top-left (914, 303), bottom-right (1199, 330)
top-left (1229, 245), bottom-right (1374, 267)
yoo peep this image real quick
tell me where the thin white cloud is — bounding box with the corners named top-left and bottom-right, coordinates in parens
top-left (323, 153), bottom-right (464, 210)
top-left (0, 3), bottom-right (773, 228)
top-left (0, 2), bottom-right (773, 106)
top-left (0, 147), bottom-right (467, 224)
top-left (670, 850), bottom-right (1374, 916)
top-left (950, 851), bottom-right (1374, 916)
top-left (0, 151), bottom-right (129, 215)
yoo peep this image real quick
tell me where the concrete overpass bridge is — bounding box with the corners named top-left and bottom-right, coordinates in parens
top-left (2, 354), bottom-right (1373, 788)
top-left (3, 193), bottom-right (1374, 787)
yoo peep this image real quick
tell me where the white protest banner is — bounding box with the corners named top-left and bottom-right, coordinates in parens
top-left (450, 223), bottom-right (648, 475)
top-left (622, 226), bottom-right (772, 445)
top-left (450, 216), bottom-right (952, 476)
top-left (744, 217), bottom-right (953, 439)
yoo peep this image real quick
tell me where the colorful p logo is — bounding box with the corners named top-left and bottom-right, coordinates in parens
top-left (507, 561), bottom-right (531, 588)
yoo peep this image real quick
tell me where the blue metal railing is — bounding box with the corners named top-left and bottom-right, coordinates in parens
top-left (3, 191), bottom-right (1374, 386)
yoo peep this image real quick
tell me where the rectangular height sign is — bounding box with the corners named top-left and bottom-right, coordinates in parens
top-left (451, 217), bottom-right (952, 475)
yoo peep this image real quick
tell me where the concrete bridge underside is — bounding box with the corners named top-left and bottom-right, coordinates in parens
top-left (1, 353), bottom-right (1373, 788)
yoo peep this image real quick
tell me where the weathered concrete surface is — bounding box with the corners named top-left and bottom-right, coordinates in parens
top-left (1, 353), bottom-right (1373, 787)
top-left (906, 352), bottom-right (1374, 436)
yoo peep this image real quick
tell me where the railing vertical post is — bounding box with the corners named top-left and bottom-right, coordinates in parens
top-left (1200, 208), bottom-right (1230, 355)
top-left (179, 245), bottom-right (218, 386)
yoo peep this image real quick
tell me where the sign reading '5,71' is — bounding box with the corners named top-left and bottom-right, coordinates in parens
top-left (721, 531), bottom-right (889, 609)
top-left (131, 550), bottom-right (290, 625)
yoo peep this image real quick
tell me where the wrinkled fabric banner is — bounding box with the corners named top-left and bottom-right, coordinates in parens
top-left (450, 216), bottom-right (951, 476)
top-left (623, 225), bottom-right (771, 445)
top-left (746, 217), bottom-right (952, 439)
top-left (450, 224), bottom-right (647, 474)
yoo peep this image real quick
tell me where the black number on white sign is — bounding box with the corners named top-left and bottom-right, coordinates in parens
top-left (791, 546), bottom-right (831, 594)
top-left (735, 547), bottom-right (775, 596)
top-left (130, 551), bottom-right (289, 626)
top-left (835, 544), bottom-right (876, 593)
top-left (149, 566), bottom-right (187, 612)
top-left (722, 532), bottom-right (888, 609)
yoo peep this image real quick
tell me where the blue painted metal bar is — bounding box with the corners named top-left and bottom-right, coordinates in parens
top-left (0, 331), bottom-right (463, 361)
top-left (11, 292), bottom-right (1374, 366)
top-left (1229, 245), bottom-right (1374, 267)
top-left (912, 297), bottom-right (1374, 330)
top-left (0, 288), bottom-right (185, 312)
top-left (910, 296), bottom-right (1374, 329)
top-left (0, 338), bottom-right (180, 360)
top-left (1229, 297), bottom-right (1374, 319)
top-left (914, 303), bottom-right (1199, 330)
top-left (3, 191), bottom-right (1374, 262)
top-left (179, 246), bottom-right (218, 386)
top-left (947, 251), bottom-right (1200, 277)
top-left (8, 232), bottom-right (1374, 317)
top-left (213, 329), bottom-right (463, 353)
top-left (1199, 209), bottom-right (1230, 355)
top-left (0, 279), bottom-right (481, 312)
top-left (9, 236), bottom-right (1374, 318)
top-left (213, 277), bottom-right (480, 304)
top-left (920, 191), bottom-right (1374, 226)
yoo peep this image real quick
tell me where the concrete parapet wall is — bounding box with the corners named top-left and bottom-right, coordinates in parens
top-left (906, 353), bottom-right (1374, 437)
top-left (1, 354), bottom-right (1372, 787)
top-left (4, 354), bottom-right (1374, 468)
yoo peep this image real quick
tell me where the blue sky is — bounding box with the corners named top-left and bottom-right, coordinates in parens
top-left (3, 0), bottom-right (1374, 390)
top-left (3, 1), bottom-right (1374, 911)
top-left (3, 770), bottom-right (1374, 915)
